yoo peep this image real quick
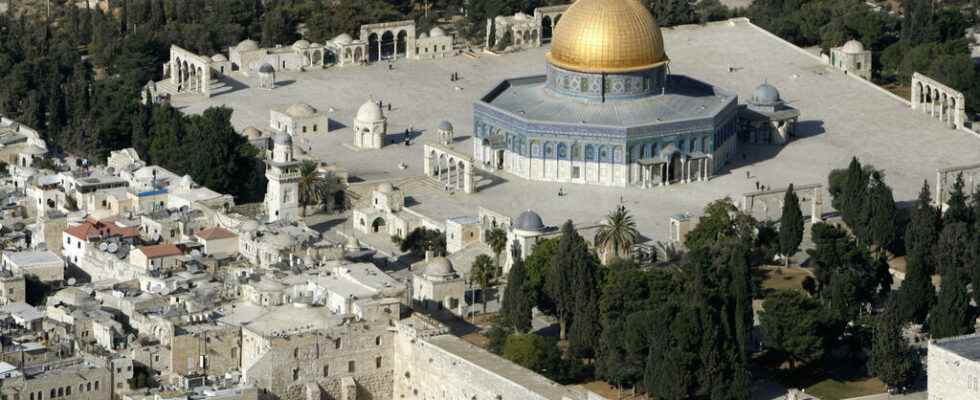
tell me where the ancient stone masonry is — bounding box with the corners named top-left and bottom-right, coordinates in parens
top-left (912, 72), bottom-right (967, 130)
top-left (165, 46), bottom-right (214, 97)
top-left (740, 183), bottom-right (824, 223)
top-left (935, 163), bottom-right (980, 209)
top-left (359, 21), bottom-right (416, 63)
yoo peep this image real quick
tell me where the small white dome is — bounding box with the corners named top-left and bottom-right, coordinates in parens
top-left (286, 103), bottom-right (317, 118)
top-left (293, 39), bottom-right (310, 49)
top-left (424, 257), bottom-right (455, 277)
top-left (356, 100), bottom-right (384, 122)
top-left (243, 127), bottom-right (264, 139)
top-left (236, 39), bottom-right (259, 52)
top-left (332, 33), bottom-right (353, 45)
top-left (514, 12), bottom-right (529, 20)
top-left (211, 54), bottom-right (228, 62)
top-left (377, 182), bottom-right (394, 193)
top-left (429, 27), bottom-right (446, 37)
top-left (418, 32), bottom-right (430, 39)
top-left (841, 40), bottom-right (865, 54)
top-left (258, 63), bottom-right (275, 74)
top-left (437, 120), bottom-right (453, 131)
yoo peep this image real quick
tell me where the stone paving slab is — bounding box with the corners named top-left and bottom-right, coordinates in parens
top-left (173, 19), bottom-right (980, 241)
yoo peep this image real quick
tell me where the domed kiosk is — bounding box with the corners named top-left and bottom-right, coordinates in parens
top-left (413, 255), bottom-right (465, 315)
top-left (830, 39), bottom-right (872, 80)
top-left (353, 100), bottom-right (388, 149)
top-left (473, 0), bottom-right (739, 188)
top-left (737, 82), bottom-right (799, 145)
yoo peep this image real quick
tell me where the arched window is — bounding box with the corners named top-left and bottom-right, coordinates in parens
top-left (585, 145), bottom-right (596, 161)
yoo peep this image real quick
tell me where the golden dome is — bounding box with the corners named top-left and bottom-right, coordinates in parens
top-left (545, 0), bottom-right (669, 74)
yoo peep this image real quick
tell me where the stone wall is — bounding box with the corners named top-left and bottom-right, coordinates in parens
top-left (169, 323), bottom-right (241, 378)
top-left (0, 363), bottom-right (112, 400)
top-left (244, 321), bottom-right (395, 400)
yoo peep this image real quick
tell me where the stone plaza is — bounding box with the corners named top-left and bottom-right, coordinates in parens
top-left (173, 18), bottom-right (980, 242)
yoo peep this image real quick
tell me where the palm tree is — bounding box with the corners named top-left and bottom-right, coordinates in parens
top-left (297, 160), bottom-right (338, 217)
top-left (485, 227), bottom-right (508, 277)
top-left (471, 254), bottom-right (495, 314)
top-left (594, 205), bottom-right (640, 260)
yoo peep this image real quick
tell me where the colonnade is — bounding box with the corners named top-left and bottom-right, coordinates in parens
top-left (911, 72), bottom-right (966, 130)
top-left (424, 144), bottom-right (475, 193)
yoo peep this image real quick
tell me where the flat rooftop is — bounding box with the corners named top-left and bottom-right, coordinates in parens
top-left (3, 250), bottom-right (63, 266)
top-left (174, 18), bottom-right (980, 241)
top-left (219, 302), bottom-right (344, 337)
top-left (934, 334), bottom-right (980, 361)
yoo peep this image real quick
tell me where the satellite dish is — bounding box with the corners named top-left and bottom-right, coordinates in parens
top-left (99, 242), bottom-right (109, 251)
top-left (190, 249), bottom-right (202, 258)
top-left (67, 278), bottom-right (77, 286)
top-left (107, 243), bottom-right (119, 253)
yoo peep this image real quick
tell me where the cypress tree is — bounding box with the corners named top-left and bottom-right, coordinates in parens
top-left (569, 228), bottom-right (601, 359)
top-left (500, 241), bottom-right (533, 333)
top-left (840, 157), bottom-right (868, 231)
top-left (870, 300), bottom-right (918, 389)
top-left (934, 222), bottom-right (970, 278)
top-left (898, 181), bottom-right (939, 324)
top-left (928, 267), bottom-right (974, 339)
top-left (546, 220), bottom-right (578, 340)
top-left (945, 173), bottom-right (973, 226)
top-left (865, 172), bottom-right (898, 253)
top-left (779, 183), bottom-right (804, 266)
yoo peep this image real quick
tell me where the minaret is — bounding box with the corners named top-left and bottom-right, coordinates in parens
top-left (265, 132), bottom-right (301, 222)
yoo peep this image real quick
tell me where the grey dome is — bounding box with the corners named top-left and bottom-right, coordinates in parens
top-left (752, 83), bottom-right (780, 105)
top-left (273, 132), bottom-right (292, 145)
top-left (424, 257), bottom-right (455, 277)
top-left (514, 210), bottom-right (544, 232)
top-left (258, 63), bottom-right (275, 74)
top-left (438, 120), bottom-right (453, 131)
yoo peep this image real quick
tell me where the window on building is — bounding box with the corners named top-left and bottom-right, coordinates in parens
top-left (49, 390), bottom-right (54, 399)
top-left (86, 383), bottom-right (91, 392)
top-left (293, 348), bottom-right (299, 358)
top-left (30, 393), bottom-right (34, 400)
top-left (348, 361), bottom-right (355, 373)
top-left (375, 336), bottom-right (381, 346)
top-left (334, 338), bottom-right (341, 349)
top-left (302, 126), bottom-right (307, 133)
top-left (94, 381), bottom-right (99, 391)
top-left (65, 387), bottom-right (70, 396)
top-left (322, 365), bottom-right (329, 377)
top-left (292, 369), bottom-right (299, 381)
top-left (375, 356), bottom-right (382, 369)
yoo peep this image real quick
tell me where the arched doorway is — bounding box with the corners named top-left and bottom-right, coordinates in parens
top-left (542, 16), bottom-right (553, 42)
top-left (668, 152), bottom-right (682, 183)
top-left (396, 30), bottom-right (408, 57)
top-left (368, 33), bottom-right (380, 62)
top-left (371, 217), bottom-right (386, 233)
top-left (381, 31), bottom-right (395, 60)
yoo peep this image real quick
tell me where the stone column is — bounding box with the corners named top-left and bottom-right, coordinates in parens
top-left (661, 163), bottom-right (668, 186)
top-left (464, 164), bottom-right (474, 193)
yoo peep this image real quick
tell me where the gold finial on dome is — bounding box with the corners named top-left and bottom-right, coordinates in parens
top-left (545, 0), bottom-right (669, 74)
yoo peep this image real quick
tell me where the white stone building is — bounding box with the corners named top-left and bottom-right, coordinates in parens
top-left (412, 256), bottom-right (465, 316)
top-left (1, 250), bottom-right (65, 283)
top-left (270, 103), bottom-right (328, 136)
top-left (352, 183), bottom-right (416, 238)
top-left (414, 27), bottom-right (454, 60)
top-left (929, 333), bottom-right (980, 400)
top-left (352, 100), bottom-right (387, 149)
top-left (830, 39), bottom-right (872, 80)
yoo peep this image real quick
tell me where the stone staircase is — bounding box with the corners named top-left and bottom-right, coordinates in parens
top-left (154, 78), bottom-right (235, 98)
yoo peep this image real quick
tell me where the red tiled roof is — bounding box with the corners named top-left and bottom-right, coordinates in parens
top-left (136, 244), bottom-right (183, 259)
top-left (195, 227), bottom-right (237, 241)
top-left (64, 218), bottom-right (139, 241)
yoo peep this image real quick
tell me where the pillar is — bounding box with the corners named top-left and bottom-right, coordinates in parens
top-left (810, 188), bottom-right (819, 223)
top-left (464, 165), bottom-right (474, 193)
top-left (661, 163), bottom-right (667, 186)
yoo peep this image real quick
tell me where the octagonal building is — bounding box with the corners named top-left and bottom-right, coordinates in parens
top-left (472, 0), bottom-right (739, 188)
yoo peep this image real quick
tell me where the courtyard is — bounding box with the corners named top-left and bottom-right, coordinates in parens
top-left (172, 18), bottom-right (980, 241)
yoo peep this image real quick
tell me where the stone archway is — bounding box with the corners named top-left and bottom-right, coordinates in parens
top-left (368, 33), bottom-right (380, 62)
top-left (668, 152), bottom-right (682, 183)
top-left (371, 217), bottom-right (386, 233)
top-left (396, 30), bottom-right (408, 57)
top-left (541, 16), bottom-right (553, 41)
top-left (381, 31), bottom-right (395, 60)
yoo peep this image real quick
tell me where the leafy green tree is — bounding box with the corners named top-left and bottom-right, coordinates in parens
top-left (759, 290), bottom-right (827, 368)
top-left (502, 333), bottom-right (550, 370)
top-left (685, 198), bottom-right (756, 251)
top-left (399, 227), bottom-right (447, 257)
top-left (870, 300), bottom-right (918, 389)
top-left (779, 184), bottom-right (804, 266)
top-left (594, 205), bottom-right (640, 260)
top-left (524, 237), bottom-right (558, 314)
top-left (500, 242), bottom-right (533, 333)
top-left (260, 7), bottom-right (296, 48)
top-left (647, 0), bottom-right (696, 26)
top-left (471, 254), bottom-right (495, 314)
top-left (928, 267), bottom-right (975, 339)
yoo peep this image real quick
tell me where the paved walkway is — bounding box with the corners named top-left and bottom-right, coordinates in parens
top-left (174, 19), bottom-right (980, 242)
